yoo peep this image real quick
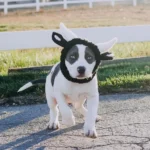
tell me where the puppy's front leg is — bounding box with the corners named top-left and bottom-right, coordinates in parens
top-left (55, 93), bottom-right (75, 126)
top-left (84, 94), bottom-right (99, 138)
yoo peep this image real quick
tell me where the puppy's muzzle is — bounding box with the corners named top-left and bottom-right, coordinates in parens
top-left (77, 66), bottom-right (86, 77)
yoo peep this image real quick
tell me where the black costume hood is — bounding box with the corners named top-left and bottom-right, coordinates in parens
top-left (52, 32), bottom-right (113, 84)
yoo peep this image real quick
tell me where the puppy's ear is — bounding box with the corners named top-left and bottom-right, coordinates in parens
top-left (52, 32), bottom-right (67, 47)
top-left (100, 52), bottom-right (114, 60)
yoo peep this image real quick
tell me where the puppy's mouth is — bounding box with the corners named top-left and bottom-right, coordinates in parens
top-left (76, 74), bottom-right (86, 79)
top-left (76, 73), bottom-right (93, 79)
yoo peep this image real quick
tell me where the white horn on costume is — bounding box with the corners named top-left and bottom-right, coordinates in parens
top-left (96, 38), bottom-right (118, 54)
top-left (59, 22), bottom-right (78, 41)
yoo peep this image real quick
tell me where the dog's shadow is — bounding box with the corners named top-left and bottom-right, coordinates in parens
top-left (0, 104), bottom-right (48, 134)
top-left (0, 122), bottom-right (84, 150)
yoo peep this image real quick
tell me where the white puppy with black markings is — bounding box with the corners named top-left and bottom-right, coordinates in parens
top-left (18, 23), bottom-right (117, 138)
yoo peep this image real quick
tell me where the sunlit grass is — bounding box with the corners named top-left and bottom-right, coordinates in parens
top-left (0, 48), bottom-right (60, 75)
top-left (0, 41), bottom-right (149, 99)
top-left (0, 42), bottom-right (150, 75)
top-left (98, 61), bottom-right (150, 93)
top-left (0, 43), bottom-right (149, 101)
top-left (113, 42), bottom-right (150, 58)
top-left (0, 60), bottom-right (149, 99)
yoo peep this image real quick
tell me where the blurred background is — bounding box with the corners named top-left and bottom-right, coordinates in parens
top-left (0, 0), bottom-right (149, 105)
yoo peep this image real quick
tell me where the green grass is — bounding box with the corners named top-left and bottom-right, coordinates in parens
top-left (113, 42), bottom-right (150, 58)
top-left (0, 60), bottom-right (149, 101)
top-left (98, 62), bottom-right (150, 93)
top-left (0, 42), bottom-right (150, 75)
top-left (0, 42), bottom-right (150, 103)
top-left (0, 72), bottom-right (47, 99)
top-left (0, 48), bottom-right (60, 75)
top-left (0, 25), bottom-right (8, 32)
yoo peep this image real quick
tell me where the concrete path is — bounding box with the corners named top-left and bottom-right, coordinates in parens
top-left (0, 93), bottom-right (150, 150)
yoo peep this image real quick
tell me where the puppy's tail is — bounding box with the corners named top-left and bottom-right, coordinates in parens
top-left (17, 78), bottom-right (46, 92)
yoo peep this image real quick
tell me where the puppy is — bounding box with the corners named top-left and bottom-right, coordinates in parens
top-left (18, 23), bottom-right (117, 138)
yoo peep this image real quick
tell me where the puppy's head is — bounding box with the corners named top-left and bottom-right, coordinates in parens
top-left (52, 23), bottom-right (118, 81)
top-left (65, 44), bottom-right (96, 79)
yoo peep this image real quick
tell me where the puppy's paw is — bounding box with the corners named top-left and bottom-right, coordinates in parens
top-left (62, 115), bottom-right (75, 126)
top-left (84, 125), bottom-right (97, 138)
top-left (47, 121), bottom-right (60, 130)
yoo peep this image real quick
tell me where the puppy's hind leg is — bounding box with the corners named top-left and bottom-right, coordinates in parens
top-left (46, 96), bottom-right (60, 130)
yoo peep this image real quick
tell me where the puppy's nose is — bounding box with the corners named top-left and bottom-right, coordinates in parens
top-left (77, 66), bottom-right (86, 74)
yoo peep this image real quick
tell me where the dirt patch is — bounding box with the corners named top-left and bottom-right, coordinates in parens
top-left (0, 5), bottom-right (150, 31)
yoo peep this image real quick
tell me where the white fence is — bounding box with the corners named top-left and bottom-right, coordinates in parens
top-left (0, 0), bottom-right (139, 15)
top-left (0, 25), bottom-right (150, 51)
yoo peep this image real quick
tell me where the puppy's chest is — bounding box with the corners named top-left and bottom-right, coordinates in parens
top-left (64, 86), bottom-right (89, 101)
top-left (65, 93), bottom-right (88, 102)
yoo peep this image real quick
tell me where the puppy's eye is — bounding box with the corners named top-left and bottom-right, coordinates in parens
top-left (87, 56), bottom-right (92, 60)
top-left (70, 55), bottom-right (76, 59)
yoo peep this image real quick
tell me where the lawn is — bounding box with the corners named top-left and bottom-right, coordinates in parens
top-left (98, 60), bottom-right (150, 94)
top-left (0, 58), bottom-right (149, 105)
top-left (0, 5), bottom-right (150, 105)
top-left (1, 42), bottom-right (150, 75)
